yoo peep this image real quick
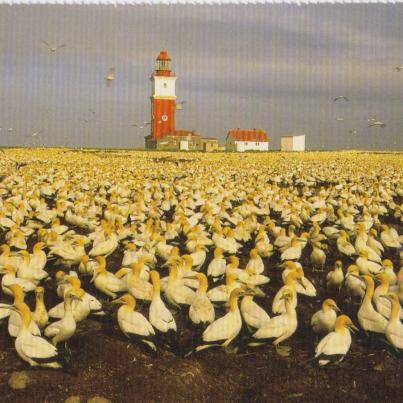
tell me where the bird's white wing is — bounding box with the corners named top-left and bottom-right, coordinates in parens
top-left (315, 332), bottom-right (333, 357)
top-left (121, 312), bottom-right (154, 336)
top-left (48, 301), bottom-right (64, 318)
top-left (21, 335), bottom-right (58, 359)
top-left (203, 313), bottom-right (239, 342)
top-left (253, 315), bottom-right (287, 339)
top-left (40, 40), bottom-right (51, 49)
top-left (44, 321), bottom-right (61, 338)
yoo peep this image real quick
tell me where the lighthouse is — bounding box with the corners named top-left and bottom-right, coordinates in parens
top-left (148, 50), bottom-right (177, 146)
top-left (144, 50), bottom-right (218, 151)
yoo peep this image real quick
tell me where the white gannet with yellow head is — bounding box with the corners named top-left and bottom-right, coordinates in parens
top-left (44, 288), bottom-right (85, 346)
top-left (32, 286), bottom-right (49, 330)
top-left (382, 293), bottom-right (403, 350)
top-left (196, 288), bottom-right (247, 352)
top-left (315, 314), bottom-right (358, 366)
top-left (207, 247), bottom-right (226, 281)
top-left (189, 273), bottom-right (215, 325)
top-left (92, 256), bottom-right (126, 299)
top-left (149, 270), bottom-right (177, 333)
top-left (357, 275), bottom-right (388, 333)
top-left (311, 298), bottom-right (340, 335)
top-left (6, 283), bottom-right (41, 337)
top-left (252, 290), bottom-right (298, 355)
top-left (245, 248), bottom-right (264, 275)
top-left (14, 301), bottom-right (62, 368)
top-left (113, 293), bottom-right (157, 351)
top-left (0, 265), bottom-right (36, 295)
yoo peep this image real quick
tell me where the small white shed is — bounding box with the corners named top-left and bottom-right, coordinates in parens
top-left (281, 134), bottom-right (306, 151)
top-left (179, 140), bottom-right (189, 150)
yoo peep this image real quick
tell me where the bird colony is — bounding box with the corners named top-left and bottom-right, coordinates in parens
top-left (0, 148), bottom-right (402, 370)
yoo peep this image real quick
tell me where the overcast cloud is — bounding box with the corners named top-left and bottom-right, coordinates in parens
top-left (0, 4), bottom-right (402, 149)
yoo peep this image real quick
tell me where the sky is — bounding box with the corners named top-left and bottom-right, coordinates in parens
top-left (0, 4), bottom-right (402, 150)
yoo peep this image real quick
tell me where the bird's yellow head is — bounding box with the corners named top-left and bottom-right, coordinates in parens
top-left (335, 315), bottom-right (358, 333)
top-left (214, 247), bottom-right (223, 258)
top-left (323, 298), bottom-right (340, 312)
top-left (196, 272), bottom-right (208, 293)
top-left (33, 242), bottom-right (46, 252)
top-left (55, 270), bottom-right (66, 282)
top-left (127, 243), bottom-right (136, 252)
top-left (81, 255), bottom-right (90, 264)
top-left (113, 293), bottom-right (135, 308)
top-left (250, 249), bottom-right (258, 259)
top-left (0, 244), bottom-right (10, 255)
top-left (347, 265), bottom-right (359, 274)
top-left (335, 260), bottom-right (343, 270)
top-left (2, 265), bottom-right (16, 275)
top-left (67, 276), bottom-right (81, 289)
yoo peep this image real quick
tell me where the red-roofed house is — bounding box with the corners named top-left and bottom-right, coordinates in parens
top-left (225, 129), bottom-right (269, 152)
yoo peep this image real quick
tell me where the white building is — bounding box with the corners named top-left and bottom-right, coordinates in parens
top-left (281, 134), bottom-right (306, 151)
top-left (226, 129), bottom-right (269, 152)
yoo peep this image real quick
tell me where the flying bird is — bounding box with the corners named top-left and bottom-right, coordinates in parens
top-left (105, 68), bottom-right (115, 87)
top-left (8, 128), bottom-right (13, 133)
top-left (41, 40), bottom-right (66, 53)
top-left (368, 121), bottom-right (386, 128)
top-left (395, 65), bottom-right (403, 72)
top-left (333, 96), bottom-right (349, 102)
top-left (349, 129), bottom-right (358, 135)
top-left (336, 117), bottom-right (344, 122)
top-left (176, 101), bottom-right (186, 110)
top-left (132, 121), bottom-right (151, 129)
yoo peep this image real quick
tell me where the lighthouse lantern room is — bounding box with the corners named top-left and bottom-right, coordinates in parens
top-left (150, 50), bottom-right (177, 142)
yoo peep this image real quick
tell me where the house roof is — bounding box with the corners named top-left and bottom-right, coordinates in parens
top-left (227, 129), bottom-right (268, 142)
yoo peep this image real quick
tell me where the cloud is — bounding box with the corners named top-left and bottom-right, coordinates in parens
top-left (0, 4), bottom-right (402, 150)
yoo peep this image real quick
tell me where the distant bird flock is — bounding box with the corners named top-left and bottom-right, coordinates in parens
top-left (0, 149), bottom-right (402, 369)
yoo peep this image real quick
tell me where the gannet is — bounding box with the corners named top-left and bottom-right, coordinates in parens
top-left (311, 299), bottom-right (340, 335)
top-left (113, 294), bottom-right (157, 351)
top-left (189, 273), bottom-right (215, 325)
top-left (315, 315), bottom-right (357, 366)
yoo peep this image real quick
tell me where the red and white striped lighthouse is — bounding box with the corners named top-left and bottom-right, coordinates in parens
top-left (150, 50), bottom-right (177, 141)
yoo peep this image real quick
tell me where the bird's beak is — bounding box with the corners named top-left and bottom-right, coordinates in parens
top-left (112, 298), bottom-right (122, 304)
top-left (333, 304), bottom-right (341, 313)
top-left (348, 324), bottom-right (359, 333)
top-left (241, 286), bottom-right (257, 297)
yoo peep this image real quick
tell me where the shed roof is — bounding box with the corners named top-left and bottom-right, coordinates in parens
top-left (227, 129), bottom-right (268, 142)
